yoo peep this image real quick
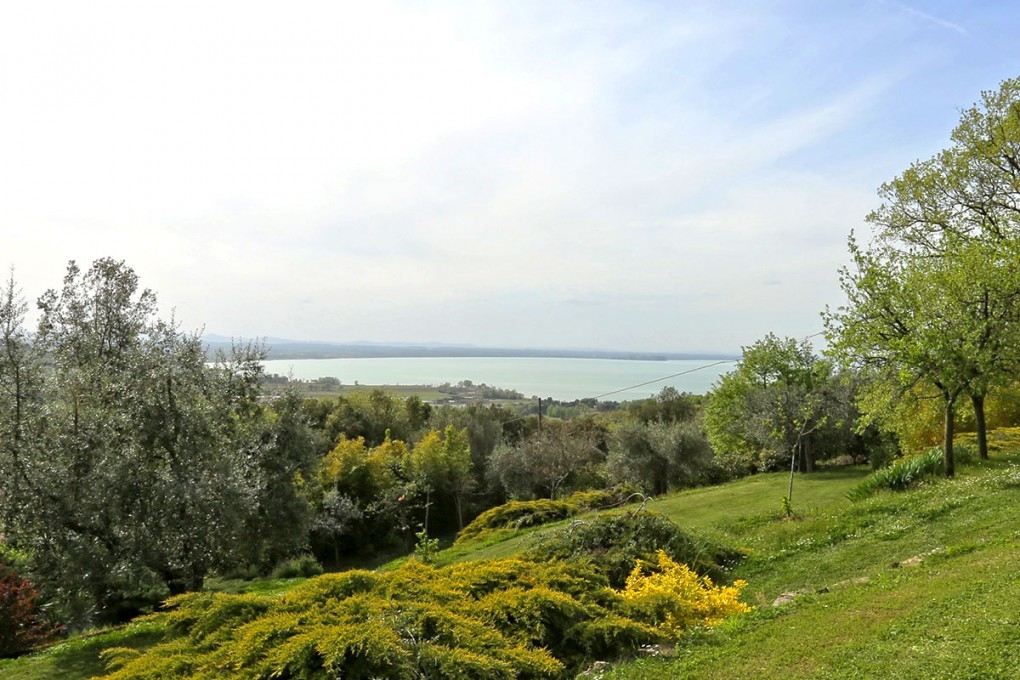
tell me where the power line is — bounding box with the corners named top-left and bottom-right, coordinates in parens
top-left (589, 359), bottom-right (736, 400)
top-left (585, 330), bottom-right (825, 402)
top-left (497, 330), bottom-right (824, 420)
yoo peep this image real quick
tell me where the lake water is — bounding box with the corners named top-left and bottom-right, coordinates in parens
top-left (261, 357), bottom-right (737, 401)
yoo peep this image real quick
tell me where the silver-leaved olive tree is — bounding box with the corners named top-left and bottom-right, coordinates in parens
top-left (0, 259), bottom-right (302, 626)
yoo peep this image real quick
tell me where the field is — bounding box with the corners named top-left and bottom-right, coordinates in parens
top-left (4, 433), bottom-right (1019, 678)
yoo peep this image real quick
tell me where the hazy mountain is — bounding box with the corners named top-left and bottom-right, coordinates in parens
top-left (202, 335), bottom-right (738, 361)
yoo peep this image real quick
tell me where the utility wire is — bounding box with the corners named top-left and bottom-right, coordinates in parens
top-left (589, 330), bottom-right (825, 401)
top-left (499, 357), bottom-right (735, 427)
top-left (589, 359), bottom-right (735, 400)
top-left (499, 330), bottom-right (825, 423)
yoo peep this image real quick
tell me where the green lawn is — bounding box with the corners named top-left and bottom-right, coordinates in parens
top-left (601, 452), bottom-right (1020, 679)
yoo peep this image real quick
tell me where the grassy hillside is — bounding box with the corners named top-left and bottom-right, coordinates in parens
top-left (600, 438), bottom-right (1020, 678)
top-left (4, 433), bottom-right (1019, 678)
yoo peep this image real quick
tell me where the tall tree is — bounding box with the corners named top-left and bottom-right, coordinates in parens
top-left (704, 334), bottom-right (837, 473)
top-left (0, 260), bottom-right (272, 624)
top-left (487, 419), bottom-right (605, 500)
top-left (828, 234), bottom-right (1020, 473)
top-left (861, 77), bottom-right (1020, 460)
top-left (406, 426), bottom-right (473, 532)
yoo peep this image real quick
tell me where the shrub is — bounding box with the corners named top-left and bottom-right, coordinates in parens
top-left (454, 487), bottom-right (643, 547)
top-left (564, 485), bottom-right (642, 511)
top-left (270, 554), bottom-right (324, 579)
top-left (454, 499), bottom-right (573, 546)
top-left (524, 509), bottom-right (744, 588)
top-left (620, 551), bottom-right (751, 638)
top-left (844, 448), bottom-right (946, 503)
top-left (98, 551), bottom-right (755, 679)
top-left (0, 561), bottom-right (61, 658)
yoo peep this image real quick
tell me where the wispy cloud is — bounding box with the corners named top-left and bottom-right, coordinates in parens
top-left (0, 0), bottom-right (1012, 351)
top-left (886, 1), bottom-right (970, 37)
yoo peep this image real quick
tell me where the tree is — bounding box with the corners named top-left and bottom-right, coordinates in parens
top-left (624, 386), bottom-right (699, 424)
top-left (859, 77), bottom-right (1020, 461)
top-left (608, 388), bottom-right (714, 494)
top-left (240, 389), bottom-right (322, 570)
top-left (704, 334), bottom-right (838, 474)
top-left (0, 272), bottom-right (45, 537)
top-left (310, 431), bottom-right (411, 564)
top-left (607, 419), bottom-right (714, 494)
top-left (406, 426), bottom-right (473, 533)
top-left (826, 234), bottom-right (1020, 476)
top-left (322, 390), bottom-right (426, 447)
top-left (487, 419), bottom-right (606, 500)
top-left (0, 260), bottom-right (273, 624)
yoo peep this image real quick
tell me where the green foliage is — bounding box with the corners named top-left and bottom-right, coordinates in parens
top-left (309, 432), bottom-right (414, 565)
top-left (849, 445), bottom-right (975, 500)
top-left (408, 425), bottom-right (475, 532)
top-left (95, 556), bottom-right (715, 679)
top-left (525, 509), bottom-right (743, 589)
top-left (487, 419), bottom-right (607, 500)
top-left (704, 334), bottom-right (856, 475)
top-left (455, 499), bottom-right (574, 546)
top-left (240, 389), bottom-right (322, 572)
top-left (563, 486), bottom-right (642, 511)
top-left (413, 529), bottom-right (441, 564)
top-left (269, 555), bottom-right (323, 580)
top-left (827, 77), bottom-right (1020, 470)
top-left (624, 387), bottom-right (700, 425)
top-left (454, 488), bottom-right (643, 547)
top-left (0, 260), bottom-right (289, 626)
top-left (321, 389), bottom-right (429, 447)
top-left (608, 418), bottom-right (719, 495)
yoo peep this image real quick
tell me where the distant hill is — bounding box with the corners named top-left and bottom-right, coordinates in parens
top-left (201, 336), bottom-right (738, 362)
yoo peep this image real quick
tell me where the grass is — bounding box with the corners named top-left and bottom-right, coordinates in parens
top-left (5, 434), bottom-right (1020, 678)
top-left (0, 622), bottom-right (165, 680)
top-left (599, 450), bottom-right (1020, 679)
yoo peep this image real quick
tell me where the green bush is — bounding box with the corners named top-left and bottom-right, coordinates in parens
top-left (454, 487), bottom-right (643, 547)
top-left (99, 559), bottom-right (667, 679)
top-left (455, 499), bottom-right (574, 546)
top-left (95, 514), bottom-right (751, 678)
top-left (108, 550), bottom-right (755, 680)
top-left (848, 446), bottom-right (970, 500)
top-left (269, 555), bottom-right (324, 579)
top-left (564, 485), bottom-right (642, 511)
top-left (524, 509), bottom-right (743, 588)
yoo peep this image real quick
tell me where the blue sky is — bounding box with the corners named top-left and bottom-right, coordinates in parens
top-left (2, 1), bottom-right (1018, 353)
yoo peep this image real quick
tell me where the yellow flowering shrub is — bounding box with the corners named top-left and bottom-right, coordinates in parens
top-left (621, 551), bottom-right (751, 638)
top-left (98, 513), bottom-right (750, 679)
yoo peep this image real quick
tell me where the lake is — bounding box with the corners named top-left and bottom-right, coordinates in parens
top-left (261, 356), bottom-right (736, 402)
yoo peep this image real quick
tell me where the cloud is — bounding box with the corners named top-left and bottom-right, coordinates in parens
top-left (885, 1), bottom-right (970, 37)
top-left (1, 1), bottom-right (1014, 351)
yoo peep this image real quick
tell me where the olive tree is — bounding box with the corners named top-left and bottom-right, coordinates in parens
top-left (0, 260), bottom-right (280, 625)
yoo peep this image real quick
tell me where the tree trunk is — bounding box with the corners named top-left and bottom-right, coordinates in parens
top-left (454, 491), bottom-right (463, 531)
top-left (802, 435), bottom-right (815, 473)
top-left (971, 392), bottom-right (989, 460)
top-left (423, 488), bottom-right (431, 536)
top-left (943, 396), bottom-right (956, 478)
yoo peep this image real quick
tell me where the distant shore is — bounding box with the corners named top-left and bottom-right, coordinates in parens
top-left (204, 338), bottom-right (738, 363)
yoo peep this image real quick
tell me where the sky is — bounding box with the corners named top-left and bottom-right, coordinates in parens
top-left (2, 1), bottom-right (1018, 353)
